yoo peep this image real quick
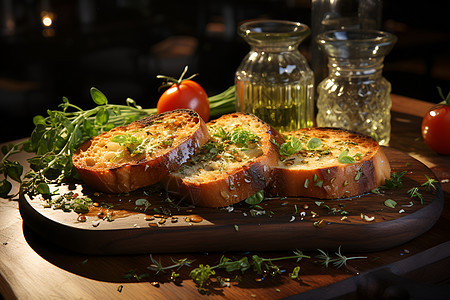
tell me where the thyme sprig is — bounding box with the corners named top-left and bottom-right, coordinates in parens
top-left (315, 246), bottom-right (367, 269)
top-left (147, 254), bottom-right (195, 274)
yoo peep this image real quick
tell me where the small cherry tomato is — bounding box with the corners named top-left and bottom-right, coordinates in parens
top-left (156, 66), bottom-right (210, 121)
top-left (421, 88), bottom-right (450, 155)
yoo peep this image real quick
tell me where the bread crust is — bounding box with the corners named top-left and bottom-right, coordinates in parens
top-left (72, 109), bottom-right (209, 193)
top-left (162, 113), bottom-right (284, 207)
top-left (268, 127), bottom-right (391, 199)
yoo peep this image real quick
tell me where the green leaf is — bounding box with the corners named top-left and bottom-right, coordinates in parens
top-left (36, 182), bottom-right (50, 195)
top-left (0, 179), bottom-right (12, 197)
top-left (338, 150), bottom-right (355, 164)
top-left (384, 199), bottom-right (397, 208)
top-left (307, 138), bottom-right (322, 150)
top-left (245, 190), bottom-right (264, 205)
top-left (5, 160), bottom-right (23, 182)
top-left (96, 107), bottom-right (109, 125)
top-left (32, 115), bottom-right (46, 126)
top-left (90, 87), bottom-right (108, 105)
top-left (280, 136), bottom-right (302, 156)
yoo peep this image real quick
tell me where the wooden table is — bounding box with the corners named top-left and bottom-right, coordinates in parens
top-left (1, 94), bottom-right (449, 300)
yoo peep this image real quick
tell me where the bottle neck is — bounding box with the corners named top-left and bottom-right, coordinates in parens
top-left (327, 57), bottom-right (384, 78)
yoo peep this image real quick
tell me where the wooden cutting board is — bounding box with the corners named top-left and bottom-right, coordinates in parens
top-left (19, 147), bottom-right (444, 255)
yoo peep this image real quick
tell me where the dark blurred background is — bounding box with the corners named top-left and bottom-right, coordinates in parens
top-left (1, 0), bottom-right (449, 143)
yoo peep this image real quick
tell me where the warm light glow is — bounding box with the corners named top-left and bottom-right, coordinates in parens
top-left (42, 16), bottom-right (52, 27)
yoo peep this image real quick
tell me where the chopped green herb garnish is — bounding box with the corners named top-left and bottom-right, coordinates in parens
top-left (407, 187), bottom-right (423, 204)
top-left (245, 190), bottom-right (264, 206)
top-left (381, 171), bottom-right (407, 189)
top-left (421, 175), bottom-right (438, 191)
top-left (338, 150), bottom-right (355, 164)
top-left (307, 137), bottom-right (322, 150)
top-left (279, 136), bottom-right (302, 156)
top-left (384, 199), bottom-right (397, 208)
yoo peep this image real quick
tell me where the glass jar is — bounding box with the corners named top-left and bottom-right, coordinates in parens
top-left (311, 0), bottom-right (382, 86)
top-left (316, 30), bottom-right (397, 145)
top-left (235, 20), bottom-right (315, 132)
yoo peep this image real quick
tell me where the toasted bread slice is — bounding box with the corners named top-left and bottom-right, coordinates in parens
top-left (268, 127), bottom-right (391, 199)
top-left (161, 112), bottom-right (284, 207)
top-left (72, 109), bottom-right (209, 193)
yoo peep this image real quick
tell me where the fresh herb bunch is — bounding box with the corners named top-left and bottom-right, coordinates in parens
top-left (0, 86), bottom-right (237, 198)
top-left (189, 250), bottom-right (310, 291)
top-left (1, 87), bottom-right (154, 197)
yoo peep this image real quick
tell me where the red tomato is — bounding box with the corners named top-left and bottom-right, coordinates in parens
top-left (157, 79), bottom-right (210, 121)
top-left (421, 104), bottom-right (450, 155)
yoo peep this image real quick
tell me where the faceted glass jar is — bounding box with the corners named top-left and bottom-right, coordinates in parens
top-left (235, 20), bottom-right (315, 132)
top-left (316, 30), bottom-right (397, 145)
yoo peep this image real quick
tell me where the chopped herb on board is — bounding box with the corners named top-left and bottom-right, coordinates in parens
top-left (384, 199), bottom-right (397, 208)
top-left (421, 175), bottom-right (438, 191)
top-left (381, 171), bottom-right (407, 189)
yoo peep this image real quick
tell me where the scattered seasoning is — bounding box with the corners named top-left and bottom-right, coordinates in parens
top-left (313, 219), bottom-right (325, 228)
top-left (77, 215), bottom-right (87, 222)
top-left (151, 281), bottom-right (160, 287)
top-left (117, 285), bottom-right (123, 293)
top-left (360, 213), bottom-right (375, 222)
top-left (398, 209), bottom-right (406, 214)
top-left (303, 204), bottom-right (309, 210)
top-left (234, 224), bottom-right (239, 231)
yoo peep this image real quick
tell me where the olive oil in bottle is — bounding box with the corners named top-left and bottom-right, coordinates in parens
top-left (234, 20), bottom-right (315, 132)
top-left (235, 77), bottom-right (314, 132)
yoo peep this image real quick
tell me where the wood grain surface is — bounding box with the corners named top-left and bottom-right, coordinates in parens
top-left (1, 94), bottom-right (449, 300)
top-left (19, 147), bottom-right (444, 255)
